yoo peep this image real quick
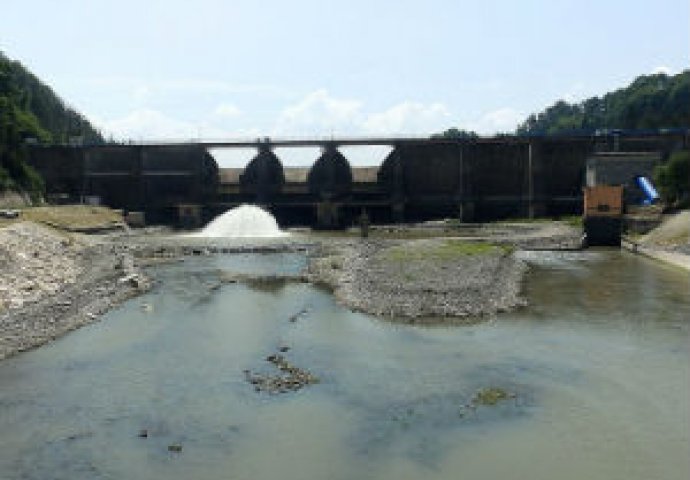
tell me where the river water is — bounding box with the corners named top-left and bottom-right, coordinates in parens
top-left (0, 248), bottom-right (688, 480)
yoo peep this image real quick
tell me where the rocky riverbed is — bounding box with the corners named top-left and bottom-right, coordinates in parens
top-left (307, 238), bottom-right (529, 323)
top-left (1, 217), bottom-right (584, 359)
top-left (0, 222), bottom-right (150, 360)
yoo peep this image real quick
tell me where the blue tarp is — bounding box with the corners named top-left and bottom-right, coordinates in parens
top-left (635, 176), bottom-right (660, 205)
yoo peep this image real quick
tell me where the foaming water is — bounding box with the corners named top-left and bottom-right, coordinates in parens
top-left (194, 204), bottom-right (286, 238)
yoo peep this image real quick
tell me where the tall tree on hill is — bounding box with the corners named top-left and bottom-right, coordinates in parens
top-left (1, 51), bottom-right (105, 199)
top-left (516, 71), bottom-right (690, 135)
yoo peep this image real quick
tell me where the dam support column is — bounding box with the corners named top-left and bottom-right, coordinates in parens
top-left (390, 146), bottom-right (406, 223)
top-left (177, 204), bottom-right (202, 229)
top-left (458, 144), bottom-right (475, 222)
top-left (391, 201), bottom-right (405, 223)
top-left (527, 140), bottom-right (546, 219)
top-left (136, 146), bottom-right (146, 213)
top-left (316, 200), bottom-right (340, 229)
top-left (81, 149), bottom-right (91, 202)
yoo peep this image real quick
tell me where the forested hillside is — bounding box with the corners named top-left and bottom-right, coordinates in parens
top-left (517, 70), bottom-right (690, 135)
top-left (1, 51), bottom-right (103, 198)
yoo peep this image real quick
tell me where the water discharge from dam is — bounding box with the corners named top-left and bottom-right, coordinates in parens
top-left (0, 249), bottom-right (687, 480)
top-left (194, 204), bottom-right (286, 238)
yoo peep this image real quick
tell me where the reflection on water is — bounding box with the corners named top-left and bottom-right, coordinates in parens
top-left (0, 250), bottom-right (688, 480)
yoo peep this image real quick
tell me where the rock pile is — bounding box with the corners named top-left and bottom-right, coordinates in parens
top-left (244, 353), bottom-right (319, 394)
top-left (307, 239), bottom-right (527, 323)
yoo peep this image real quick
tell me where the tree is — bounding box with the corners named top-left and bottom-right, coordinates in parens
top-left (654, 150), bottom-right (689, 207)
top-left (1, 50), bottom-right (104, 200)
top-left (516, 70), bottom-right (690, 135)
top-left (431, 128), bottom-right (478, 139)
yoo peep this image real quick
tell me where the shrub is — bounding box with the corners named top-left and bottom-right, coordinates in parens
top-left (654, 150), bottom-right (689, 207)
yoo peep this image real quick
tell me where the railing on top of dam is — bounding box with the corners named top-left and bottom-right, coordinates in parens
top-left (26, 128), bottom-right (690, 149)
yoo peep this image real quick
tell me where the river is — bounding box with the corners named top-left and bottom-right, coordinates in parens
top-left (0, 248), bottom-right (687, 479)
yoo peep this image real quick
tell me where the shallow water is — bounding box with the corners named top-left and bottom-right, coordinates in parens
top-left (0, 249), bottom-right (688, 480)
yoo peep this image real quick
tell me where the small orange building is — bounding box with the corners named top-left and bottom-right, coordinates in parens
top-left (583, 185), bottom-right (624, 246)
top-left (583, 185), bottom-right (624, 216)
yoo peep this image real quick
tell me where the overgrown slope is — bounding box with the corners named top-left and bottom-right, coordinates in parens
top-left (1, 51), bottom-right (104, 198)
top-left (517, 70), bottom-right (690, 135)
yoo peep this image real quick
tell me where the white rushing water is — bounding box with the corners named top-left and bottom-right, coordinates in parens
top-left (194, 204), bottom-right (286, 238)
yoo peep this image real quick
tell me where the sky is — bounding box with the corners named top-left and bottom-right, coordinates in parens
top-left (1, 0), bottom-right (688, 166)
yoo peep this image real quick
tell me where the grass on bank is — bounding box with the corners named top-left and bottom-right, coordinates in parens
top-left (383, 239), bottom-right (509, 262)
top-left (0, 205), bottom-right (124, 230)
top-left (489, 216), bottom-right (583, 227)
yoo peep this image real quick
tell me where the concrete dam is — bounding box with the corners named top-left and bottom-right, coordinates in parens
top-left (27, 132), bottom-right (688, 228)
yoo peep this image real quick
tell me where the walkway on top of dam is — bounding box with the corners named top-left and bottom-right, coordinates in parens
top-left (29, 128), bottom-right (689, 150)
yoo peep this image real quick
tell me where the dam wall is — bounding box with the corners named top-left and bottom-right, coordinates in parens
top-left (28, 132), bottom-right (688, 228)
top-left (28, 145), bottom-right (219, 224)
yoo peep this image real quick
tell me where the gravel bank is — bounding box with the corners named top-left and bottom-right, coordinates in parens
top-left (0, 222), bottom-right (151, 360)
top-left (0, 219), bottom-right (583, 357)
top-left (307, 238), bottom-right (528, 324)
top-left (624, 210), bottom-right (690, 271)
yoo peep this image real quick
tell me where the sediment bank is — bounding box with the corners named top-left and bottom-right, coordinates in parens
top-left (620, 210), bottom-right (690, 271)
top-left (0, 222), bottom-right (150, 360)
top-left (1, 218), bottom-right (584, 359)
top-left (307, 239), bottom-right (528, 323)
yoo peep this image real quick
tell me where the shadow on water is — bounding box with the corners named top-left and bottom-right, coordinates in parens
top-left (0, 249), bottom-right (688, 480)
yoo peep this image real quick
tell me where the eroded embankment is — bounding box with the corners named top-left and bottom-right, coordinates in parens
top-left (0, 222), bottom-right (150, 360)
top-left (307, 238), bottom-right (528, 324)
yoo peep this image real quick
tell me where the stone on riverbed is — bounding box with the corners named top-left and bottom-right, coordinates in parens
top-left (244, 352), bottom-right (319, 394)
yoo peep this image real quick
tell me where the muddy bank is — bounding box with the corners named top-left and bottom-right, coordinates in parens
top-left (0, 222), bottom-right (150, 360)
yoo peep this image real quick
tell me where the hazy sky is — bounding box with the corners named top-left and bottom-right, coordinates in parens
top-left (1, 0), bottom-right (688, 165)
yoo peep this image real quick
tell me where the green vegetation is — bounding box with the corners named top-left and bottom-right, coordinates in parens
top-left (383, 240), bottom-right (506, 261)
top-left (563, 215), bottom-right (583, 228)
top-left (431, 128), bottom-right (479, 140)
top-left (654, 150), bottom-right (689, 208)
top-left (1, 50), bottom-right (104, 200)
top-left (517, 71), bottom-right (690, 135)
top-left (1, 51), bottom-right (103, 145)
top-left (436, 71), bottom-right (689, 137)
top-left (472, 387), bottom-right (510, 406)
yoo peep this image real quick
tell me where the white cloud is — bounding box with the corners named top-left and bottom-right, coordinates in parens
top-left (274, 89), bottom-right (363, 136)
top-left (272, 92), bottom-right (452, 137)
top-left (651, 65), bottom-right (674, 75)
top-left (468, 107), bottom-right (524, 135)
top-left (363, 102), bottom-right (451, 135)
top-left (100, 108), bottom-right (227, 140)
top-left (95, 91), bottom-right (459, 142)
top-left (214, 103), bottom-right (242, 117)
top-left (102, 109), bottom-right (194, 139)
